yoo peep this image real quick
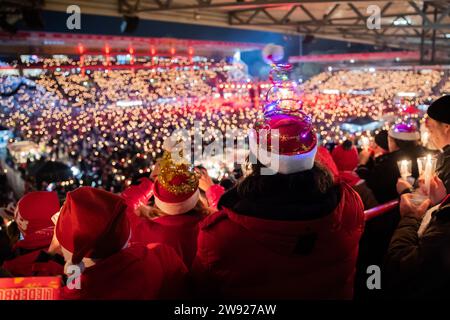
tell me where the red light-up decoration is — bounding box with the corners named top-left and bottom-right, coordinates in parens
top-left (77, 43), bottom-right (84, 55)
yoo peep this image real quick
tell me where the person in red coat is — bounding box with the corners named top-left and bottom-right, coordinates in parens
top-left (49, 186), bottom-right (187, 300)
top-left (122, 154), bottom-right (224, 268)
top-left (332, 140), bottom-right (359, 173)
top-left (191, 83), bottom-right (365, 299)
top-left (332, 140), bottom-right (378, 209)
top-left (2, 191), bottom-right (64, 277)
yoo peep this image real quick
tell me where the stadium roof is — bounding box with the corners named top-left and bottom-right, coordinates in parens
top-left (40, 1), bottom-right (449, 51)
top-left (1, 1), bottom-right (448, 60)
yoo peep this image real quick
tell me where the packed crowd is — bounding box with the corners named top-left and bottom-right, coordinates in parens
top-left (442, 78), bottom-right (450, 94)
top-left (306, 69), bottom-right (442, 98)
top-left (1, 61), bottom-right (448, 196)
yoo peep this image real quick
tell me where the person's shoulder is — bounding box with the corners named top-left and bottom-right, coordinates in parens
top-left (409, 145), bottom-right (429, 157)
top-left (126, 243), bottom-right (185, 270)
top-left (336, 182), bottom-right (365, 229)
top-left (434, 196), bottom-right (450, 223)
top-left (145, 242), bottom-right (183, 261)
top-left (4, 248), bottom-right (41, 264)
top-left (199, 210), bottom-right (230, 231)
top-left (375, 151), bottom-right (392, 163)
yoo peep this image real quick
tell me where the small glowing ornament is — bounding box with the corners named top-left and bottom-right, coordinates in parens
top-left (263, 64), bottom-right (304, 116)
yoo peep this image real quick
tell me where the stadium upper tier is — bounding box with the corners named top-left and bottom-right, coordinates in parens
top-left (303, 69), bottom-right (445, 98)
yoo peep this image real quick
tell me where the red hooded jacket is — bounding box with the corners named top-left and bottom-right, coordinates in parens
top-left (316, 146), bottom-right (340, 181)
top-left (126, 183), bottom-right (225, 267)
top-left (61, 243), bottom-right (187, 300)
top-left (191, 182), bottom-right (364, 299)
top-left (2, 227), bottom-right (64, 277)
top-left (130, 213), bottom-right (205, 267)
top-left (2, 250), bottom-right (63, 277)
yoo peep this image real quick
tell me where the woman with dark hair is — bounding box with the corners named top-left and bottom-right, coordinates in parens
top-left (191, 107), bottom-right (365, 299)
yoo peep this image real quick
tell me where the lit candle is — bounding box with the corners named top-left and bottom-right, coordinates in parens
top-left (399, 160), bottom-right (411, 180)
top-left (424, 154), bottom-right (433, 195)
top-left (361, 136), bottom-right (370, 151)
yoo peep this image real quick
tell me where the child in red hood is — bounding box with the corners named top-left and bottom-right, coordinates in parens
top-left (332, 140), bottom-right (378, 209)
top-left (50, 186), bottom-right (187, 300)
top-left (2, 191), bottom-right (64, 277)
top-left (121, 156), bottom-right (224, 268)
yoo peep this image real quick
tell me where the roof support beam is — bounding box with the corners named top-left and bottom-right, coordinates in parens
top-left (132, 0), bottom-right (422, 13)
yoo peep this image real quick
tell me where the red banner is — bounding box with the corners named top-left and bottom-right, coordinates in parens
top-left (0, 277), bottom-right (61, 300)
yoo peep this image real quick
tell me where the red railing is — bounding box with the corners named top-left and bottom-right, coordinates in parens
top-left (364, 199), bottom-right (399, 221)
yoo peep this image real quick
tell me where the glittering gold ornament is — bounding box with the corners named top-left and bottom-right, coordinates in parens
top-left (157, 150), bottom-right (199, 195)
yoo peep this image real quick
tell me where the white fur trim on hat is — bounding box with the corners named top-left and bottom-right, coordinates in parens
top-left (249, 130), bottom-right (318, 174)
top-left (253, 144), bottom-right (318, 175)
top-left (276, 145), bottom-right (317, 174)
top-left (154, 189), bottom-right (200, 215)
top-left (388, 129), bottom-right (420, 141)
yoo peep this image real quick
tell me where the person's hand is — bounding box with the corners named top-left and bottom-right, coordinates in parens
top-left (399, 193), bottom-right (431, 219)
top-left (396, 178), bottom-right (413, 195)
top-left (429, 175), bottom-right (447, 206)
top-left (150, 161), bottom-right (161, 180)
top-left (195, 167), bottom-right (214, 192)
top-left (48, 231), bottom-right (63, 256)
top-left (358, 149), bottom-right (372, 165)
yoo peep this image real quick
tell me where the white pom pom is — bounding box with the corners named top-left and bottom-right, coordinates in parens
top-left (162, 136), bottom-right (178, 152)
top-left (262, 44), bottom-right (284, 64)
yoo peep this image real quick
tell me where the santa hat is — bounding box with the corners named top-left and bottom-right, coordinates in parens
top-left (249, 63), bottom-right (317, 174)
top-left (55, 187), bottom-right (130, 266)
top-left (153, 151), bottom-right (199, 215)
top-left (250, 112), bottom-right (317, 174)
top-left (14, 191), bottom-right (60, 236)
top-left (388, 123), bottom-right (420, 141)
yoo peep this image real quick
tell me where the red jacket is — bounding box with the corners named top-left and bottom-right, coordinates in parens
top-left (130, 213), bottom-right (205, 267)
top-left (127, 184), bottom-right (224, 267)
top-left (2, 250), bottom-right (63, 277)
top-left (316, 146), bottom-right (340, 181)
top-left (2, 227), bottom-right (63, 277)
top-left (61, 243), bottom-right (187, 300)
top-left (192, 182), bottom-right (365, 299)
top-left (332, 145), bottom-right (359, 172)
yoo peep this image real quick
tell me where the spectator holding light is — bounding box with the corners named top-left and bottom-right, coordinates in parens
top-left (384, 174), bottom-right (450, 299)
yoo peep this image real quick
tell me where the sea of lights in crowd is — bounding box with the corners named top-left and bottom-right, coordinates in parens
top-left (0, 55), bottom-right (449, 194)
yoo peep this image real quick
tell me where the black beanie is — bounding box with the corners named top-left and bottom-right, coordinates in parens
top-left (427, 95), bottom-right (450, 124)
top-left (374, 129), bottom-right (389, 151)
